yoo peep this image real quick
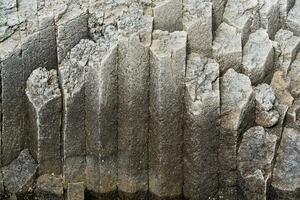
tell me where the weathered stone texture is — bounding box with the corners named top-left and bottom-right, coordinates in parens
top-left (35, 174), bottom-right (63, 200)
top-left (149, 30), bottom-right (186, 199)
top-left (26, 67), bottom-right (62, 175)
top-left (212, 23), bottom-right (242, 73)
top-left (184, 54), bottom-right (220, 200)
top-left (286, 0), bottom-right (300, 36)
top-left (219, 68), bottom-right (254, 199)
top-left (288, 53), bottom-right (300, 98)
top-left (67, 182), bottom-right (84, 200)
top-left (238, 126), bottom-right (277, 200)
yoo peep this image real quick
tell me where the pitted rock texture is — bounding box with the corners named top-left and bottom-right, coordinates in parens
top-left (0, 0), bottom-right (300, 200)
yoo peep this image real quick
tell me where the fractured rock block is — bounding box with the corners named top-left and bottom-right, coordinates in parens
top-left (184, 54), bottom-right (220, 200)
top-left (149, 30), bottom-right (186, 199)
top-left (35, 174), bottom-right (63, 200)
top-left (56, 8), bottom-right (88, 63)
top-left (288, 53), bottom-right (300, 98)
top-left (67, 182), bottom-right (84, 200)
top-left (238, 126), bottom-right (277, 199)
top-left (286, 0), bottom-right (300, 36)
top-left (0, 0), bottom-right (19, 42)
top-left (212, 0), bottom-right (227, 31)
top-left (117, 4), bottom-right (152, 198)
top-left (26, 67), bottom-right (62, 175)
top-left (270, 126), bottom-right (300, 199)
top-left (223, 0), bottom-right (259, 45)
top-left (212, 23), bottom-right (242, 74)
top-left (59, 40), bottom-right (93, 183)
top-left (255, 84), bottom-right (280, 128)
top-left (242, 29), bottom-right (274, 85)
top-left (220, 68), bottom-right (254, 199)
top-left (183, 0), bottom-right (212, 55)
top-left (259, 0), bottom-right (281, 39)
top-left (152, 0), bottom-right (182, 32)
top-left (274, 29), bottom-right (300, 75)
top-left (2, 149), bottom-right (38, 195)
top-left (278, 0), bottom-right (296, 24)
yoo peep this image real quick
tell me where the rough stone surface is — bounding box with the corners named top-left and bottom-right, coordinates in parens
top-left (67, 182), bottom-right (84, 200)
top-left (26, 67), bottom-right (62, 175)
top-left (212, 23), bottom-right (242, 73)
top-left (35, 174), bottom-right (63, 200)
top-left (238, 126), bottom-right (277, 199)
top-left (270, 126), bottom-right (300, 200)
top-left (184, 53), bottom-right (219, 200)
top-left (288, 53), bottom-right (300, 98)
top-left (149, 30), bottom-right (186, 199)
top-left (242, 29), bottom-right (274, 85)
top-left (1, 149), bottom-right (38, 195)
top-left (274, 29), bottom-right (300, 75)
top-left (219, 68), bottom-right (254, 200)
top-left (286, 0), bottom-right (300, 36)
top-left (183, 0), bottom-right (212, 56)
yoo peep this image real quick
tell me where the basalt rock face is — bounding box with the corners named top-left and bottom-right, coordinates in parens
top-left (0, 0), bottom-right (299, 200)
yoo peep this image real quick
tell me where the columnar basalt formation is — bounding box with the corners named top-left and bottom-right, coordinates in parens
top-left (0, 0), bottom-right (300, 200)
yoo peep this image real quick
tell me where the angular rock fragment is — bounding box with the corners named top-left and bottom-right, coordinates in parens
top-left (278, 0), bottom-right (296, 23)
top-left (288, 53), bottom-right (300, 98)
top-left (223, 0), bottom-right (259, 45)
top-left (2, 149), bottom-right (38, 195)
top-left (35, 174), bottom-right (63, 200)
top-left (152, 0), bottom-right (182, 32)
top-left (220, 68), bottom-right (254, 199)
top-left (270, 126), bottom-right (300, 200)
top-left (255, 84), bottom-right (280, 128)
top-left (184, 54), bottom-right (219, 200)
top-left (286, 99), bottom-right (300, 124)
top-left (183, 0), bottom-right (212, 55)
top-left (26, 67), bottom-right (62, 175)
top-left (56, 5), bottom-right (88, 63)
top-left (238, 126), bottom-right (277, 200)
top-left (67, 182), bottom-right (84, 200)
top-left (212, 0), bottom-right (227, 31)
top-left (274, 29), bottom-right (300, 75)
top-left (258, 0), bottom-right (281, 39)
top-left (212, 23), bottom-right (242, 73)
top-left (286, 0), bottom-right (300, 36)
top-left (149, 30), bottom-right (186, 199)
top-left (242, 29), bottom-right (274, 85)
top-left (59, 40), bottom-right (94, 184)
top-left (117, 4), bottom-right (152, 199)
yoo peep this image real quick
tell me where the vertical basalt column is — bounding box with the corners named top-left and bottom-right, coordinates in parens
top-left (59, 41), bottom-right (89, 184)
top-left (149, 30), bottom-right (187, 199)
top-left (118, 33), bottom-right (150, 199)
top-left (98, 45), bottom-right (119, 198)
top-left (26, 67), bottom-right (62, 175)
top-left (184, 54), bottom-right (220, 200)
top-left (219, 68), bottom-right (254, 199)
top-left (1, 35), bottom-right (24, 167)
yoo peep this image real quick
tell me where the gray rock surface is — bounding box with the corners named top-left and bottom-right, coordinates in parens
top-left (2, 149), bottom-right (38, 195)
top-left (149, 30), bottom-right (186, 199)
top-left (238, 126), bottom-right (277, 200)
top-left (67, 182), bottom-right (84, 200)
top-left (242, 29), bottom-right (274, 85)
top-left (35, 174), bottom-right (63, 200)
top-left (213, 23), bottom-right (242, 73)
top-left (288, 53), bottom-right (300, 98)
top-left (220, 68), bottom-right (254, 199)
top-left (26, 67), bottom-right (62, 175)
top-left (184, 53), bottom-right (219, 200)
top-left (286, 0), bottom-right (300, 36)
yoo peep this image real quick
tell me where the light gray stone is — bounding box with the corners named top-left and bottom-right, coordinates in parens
top-left (117, 4), bottom-right (152, 198)
top-left (219, 68), bottom-right (254, 199)
top-left (2, 149), bottom-right (38, 195)
top-left (149, 30), bottom-right (186, 198)
top-left (67, 182), bottom-right (84, 200)
top-left (212, 23), bottom-right (242, 73)
top-left (238, 126), bottom-right (277, 200)
top-left (184, 53), bottom-right (219, 200)
top-left (212, 0), bottom-right (227, 31)
top-left (286, 99), bottom-right (300, 124)
top-left (183, 0), bottom-right (212, 55)
top-left (288, 53), bottom-right (300, 98)
top-left (286, 0), bottom-right (300, 36)
top-left (278, 0), bottom-right (296, 23)
top-left (242, 29), bottom-right (274, 85)
top-left (271, 126), bottom-right (300, 199)
top-left (26, 68), bottom-right (62, 175)
top-left (223, 0), bottom-right (260, 46)
top-left (274, 29), bottom-right (300, 75)
top-left (152, 0), bottom-right (183, 32)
